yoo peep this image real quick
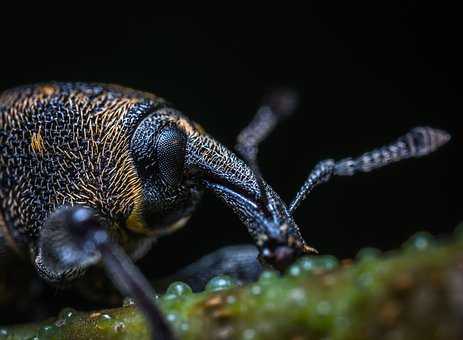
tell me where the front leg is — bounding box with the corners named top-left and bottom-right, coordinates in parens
top-left (35, 206), bottom-right (175, 340)
top-left (156, 245), bottom-right (263, 292)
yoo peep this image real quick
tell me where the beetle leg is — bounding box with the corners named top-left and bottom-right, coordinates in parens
top-left (35, 206), bottom-right (176, 340)
top-left (155, 245), bottom-right (263, 292)
top-left (289, 127), bottom-right (451, 213)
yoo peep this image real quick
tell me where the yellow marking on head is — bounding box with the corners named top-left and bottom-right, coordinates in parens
top-left (193, 122), bottom-right (206, 134)
top-left (126, 204), bottom-right (147, 235)
top-left (303, 244), bottom-right (318, 254)
top-left (31, 128), bottom-right (45, 154)
top-left (177, 118), bottom-right (197, 135)
top-left (159, 216), bottom-right (190, 236)
top-left (39, 85), bottom-right (56, 97)
top-left (126, 208), bottom-right (191, 237)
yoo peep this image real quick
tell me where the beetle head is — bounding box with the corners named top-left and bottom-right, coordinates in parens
top-left (130, 108), bottom-right (313, 271)
top-left (186, 137), bottom-right (315, 271)
top-left (129, 109), bottom-right (203, 238)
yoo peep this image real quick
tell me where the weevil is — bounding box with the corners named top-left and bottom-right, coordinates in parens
top-left (0, 82), bottom-right (450, 339)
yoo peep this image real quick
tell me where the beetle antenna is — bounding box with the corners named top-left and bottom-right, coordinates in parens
top-left (235, 89), bottom-right (299, 207)
top-left (289, 127), bottom-right (451, 213)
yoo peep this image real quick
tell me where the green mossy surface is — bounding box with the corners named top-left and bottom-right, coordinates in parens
top-left (2, 228), bottom-right (463, 340)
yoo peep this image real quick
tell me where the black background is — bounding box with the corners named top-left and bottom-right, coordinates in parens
top-left (0, 6), bottom-right (461, 278)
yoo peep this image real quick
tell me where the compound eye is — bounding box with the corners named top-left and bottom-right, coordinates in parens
top-left (156, 124), bottom-right (187, 187)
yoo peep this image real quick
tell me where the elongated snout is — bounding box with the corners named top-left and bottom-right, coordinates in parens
top-left (184, 131), bottom-right (314, 270)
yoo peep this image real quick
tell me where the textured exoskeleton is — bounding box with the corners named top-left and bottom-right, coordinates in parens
top-left (0, 83), bottom-right (450, 339)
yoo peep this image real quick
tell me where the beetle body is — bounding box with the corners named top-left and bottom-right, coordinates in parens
top-left (0, 82), bottom-right (450, 339)
top-left (0, 82), bottom-right (307, 280)
top-left (1, 85), bottom-right (149, 252)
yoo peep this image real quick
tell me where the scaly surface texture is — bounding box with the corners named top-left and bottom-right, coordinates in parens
top-left (1, 228), bottom-right (463, 340)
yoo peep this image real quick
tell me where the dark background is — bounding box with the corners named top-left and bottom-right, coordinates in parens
top-left (0, 6), bottom-right (461, 278)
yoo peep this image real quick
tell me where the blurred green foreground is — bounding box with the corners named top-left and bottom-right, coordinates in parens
top-left (2, 227), bottom-right (463, 340)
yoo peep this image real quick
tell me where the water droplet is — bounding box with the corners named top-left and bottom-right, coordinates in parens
top-left (250, 284), bottom-right (262, 295)
top-left (405, 231), bottom-right (434, 251)
top-left (163, 293), bottom-right (178, 301)
top-left (319, 255), bottom-right (339, 271)
top-left (58, 307), bottom-right (77, 321)
top-left (296, 255), bottom-right (338, 273)
top-left (289, 288), bottom-right (307, 305)
top-left (166, 281), bottom-right (193, 297)
top-left (316, 301), bottom-right (332, 316)
top-left (226, 295), bottom-right (237, 304)
top-left (357, 247), bottom-right (381, 261)
top-left (180, 322), bottom-right (190, 332)
top-left (55, 319), bottom-right (66, 328)
top-left (357, 272), bottom-right (375, 288)
top-left (113, 321), bottom-right (126, 333)
top-left (100, 313), bottom-right (112, 321)
top-left (166, 313), bottom-right (177, 322)
top-left (259, 270), bottom-right (278, 282)
top-left (123, 297), bottom-right (135, 307)
top-left (38, 324), bottom-right (57, 337)
top-left (297, 256), bottom-right (317, 272)
top-left (205, 275), bottom-right (237, 292)
top-left (287, 263), bottom-right (302, 276)
top-left (243, 328), bottom-right (256, 339)
top-left (0, 329), bottom-right (8, 337)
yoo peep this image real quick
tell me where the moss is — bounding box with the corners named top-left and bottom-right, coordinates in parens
top-left (2, 229), bottom-right (463, 339)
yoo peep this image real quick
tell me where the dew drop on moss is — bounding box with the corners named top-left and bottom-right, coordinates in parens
top-left (58, 307), bottom-right (77, 321)
top-left (405, 231), bottom-right (434, 251)
top-left (243, 328), bottom-right (257, 339)
top-left (297, 256), bottom-right (318, 272)
top-left (289, 287), bottom-right (307, 305)
top-left (163, 293), bottom-right (178, 301)
top-left (287, 263), bottom-right (302, 277)
top-left (166, 313), bottom-right (178, 323)
top-left (180, 322), bottom-right (190, 332)
top-left (205, 275), bottom-right (237, 292)
top-left (122, 297), bottom-right (135, 307)
top-left (100, 313), bottom-right (112, 321)
top-left (319, 255), bottom-right (339, 271)
top-left (250, 284), bottom-right (262, 295)
top-left (357, 272), bottom-right (375, 288)
top-left (259, 270), bottom-right (278, 282)
top-left (357, 247), bottom-right (381, 261)
top-left (166, 281), bottom-right (193, 297)
top-left (316, 300), bottom-right (332, 316)
top-left (113, 321), bottom-right (126, 333)
top-left (297, 255), bottom-right (338, 273)
top-left (37, 324), bottom-right (57, 337)
top-left (226, 295), bottom-right (237, 304)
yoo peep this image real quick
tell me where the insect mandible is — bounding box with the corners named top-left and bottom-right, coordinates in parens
top-left (0, 83), bottom-right (450, 339)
